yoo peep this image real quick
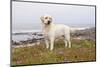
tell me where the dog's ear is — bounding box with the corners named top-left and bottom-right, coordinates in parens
top-left (40, 16), bottom-right (43, 22)
top-left (50, 16), bottom-right (53, 22)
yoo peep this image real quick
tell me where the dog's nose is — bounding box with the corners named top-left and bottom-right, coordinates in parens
top-left (48, 21), bottom-right (51, 24)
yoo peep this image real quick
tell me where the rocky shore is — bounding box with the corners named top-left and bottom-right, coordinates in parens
top-left (71, 27), bottom-right (95, 41)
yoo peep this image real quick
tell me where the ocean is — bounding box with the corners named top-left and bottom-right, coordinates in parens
top-left (12, 29), bottom-right (42, 42)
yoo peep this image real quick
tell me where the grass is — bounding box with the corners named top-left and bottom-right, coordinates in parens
top-left (11, 39), bottom-right (96, 66)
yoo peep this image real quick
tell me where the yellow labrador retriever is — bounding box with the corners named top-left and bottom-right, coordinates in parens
top-left (40, 15), bottom-right (71, 51)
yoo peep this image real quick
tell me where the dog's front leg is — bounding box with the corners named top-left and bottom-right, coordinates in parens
top-left (50, 37), bottom-right (54, 51)
top-left (45, 39), bottom-right (49, 49)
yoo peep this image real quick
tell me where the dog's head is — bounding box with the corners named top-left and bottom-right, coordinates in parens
top-left (40, 15), bottom-right (52, 25)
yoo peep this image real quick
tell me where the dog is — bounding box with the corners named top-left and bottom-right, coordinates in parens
top-left (40, 15), bottom-right (71, 51)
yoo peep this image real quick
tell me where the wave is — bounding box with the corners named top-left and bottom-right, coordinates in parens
top-left (12, 29), bottom-right (42, 35)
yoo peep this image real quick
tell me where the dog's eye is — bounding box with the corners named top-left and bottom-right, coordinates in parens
top-left (50, 17), bottom-right (52, 20)
top-left (45, 17), bottom-right (48, 19)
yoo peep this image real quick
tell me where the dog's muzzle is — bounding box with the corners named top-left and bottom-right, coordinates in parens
top-left (47, 21), bottom-right (51, 24)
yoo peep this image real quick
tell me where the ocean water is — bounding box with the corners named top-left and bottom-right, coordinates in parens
top-left (12, 34), bottom-right (33, 42)
top-left (12, 29), bottom-right (42, 42)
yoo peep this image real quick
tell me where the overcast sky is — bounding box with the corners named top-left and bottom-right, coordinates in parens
top-left (12, 1), bottom-right (95, 31)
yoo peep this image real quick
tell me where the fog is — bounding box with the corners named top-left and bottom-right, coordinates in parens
top-left (12, 1), bottom-right (95, 31)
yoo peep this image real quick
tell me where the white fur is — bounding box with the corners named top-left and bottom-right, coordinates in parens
top-left (41, 15), bottom-right (71, 51)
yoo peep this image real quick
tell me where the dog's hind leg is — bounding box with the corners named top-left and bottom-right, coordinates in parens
top-left (67, 35), bottom-right (71, 48)
top-left (68, 39), bottom-right (71, 48)
top-left (65, 33), bottom-right (71, 48)
top-left (64, 39), bottom-right (68, 47)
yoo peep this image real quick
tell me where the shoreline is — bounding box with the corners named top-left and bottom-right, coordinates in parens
top-left (12, 27), bottom-right (95, 48)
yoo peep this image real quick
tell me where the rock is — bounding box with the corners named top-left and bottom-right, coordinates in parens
top-left (12, 40), bottom-right (21, 45)
top-left (71, 27), bottom-right (95, 41)
top-left (58, 51), bottom-right (64, 55)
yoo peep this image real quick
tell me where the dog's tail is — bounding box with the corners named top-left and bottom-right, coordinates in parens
top-left (70, 27), bottom-right (86, 33)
